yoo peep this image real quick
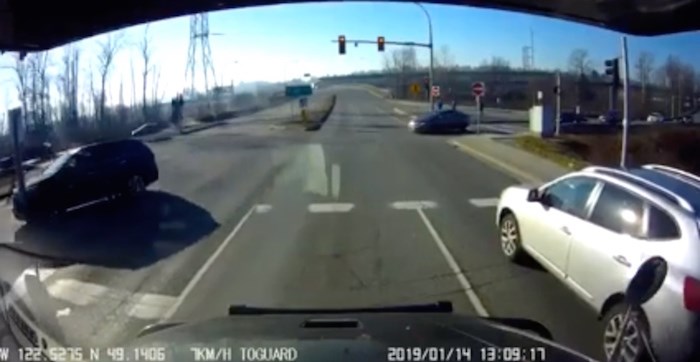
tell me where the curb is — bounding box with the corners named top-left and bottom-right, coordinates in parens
top-left (448, 139), bottom-right (542, 184)
top-left (305, 95), bottom-right (337, 132)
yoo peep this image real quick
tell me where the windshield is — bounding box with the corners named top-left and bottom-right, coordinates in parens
top-left (0, 2), bottom-right (698, 362)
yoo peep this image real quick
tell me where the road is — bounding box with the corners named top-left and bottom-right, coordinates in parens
top-left (1, 86), bottom-right (604, 360)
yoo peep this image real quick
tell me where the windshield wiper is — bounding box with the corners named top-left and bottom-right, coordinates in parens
top-left (228, 301), bottom-right (453, 315)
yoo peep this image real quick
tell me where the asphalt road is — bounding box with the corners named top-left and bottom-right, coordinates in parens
top-left (1, 86), bottom-right (604, 360)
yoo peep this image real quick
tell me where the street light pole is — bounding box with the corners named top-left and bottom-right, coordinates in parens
top-left (415, 2), bottom-right (434, 112)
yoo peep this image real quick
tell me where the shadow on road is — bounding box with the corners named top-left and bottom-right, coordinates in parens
top-left (480, 119), bottom-right (528, 125)
top-left (333, 112), bottom-right (398, 118)
top-left (9, 190), bottom-right (219, 269)
top-left (358, 124), bottom-right (405, 130)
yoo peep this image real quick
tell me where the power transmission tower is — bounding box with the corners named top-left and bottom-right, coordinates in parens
top-left (521, 29), bottom-right (535, 70)
top-left (185, 13), bottom-right (217, 98)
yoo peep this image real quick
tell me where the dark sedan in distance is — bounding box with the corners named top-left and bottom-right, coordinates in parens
top-left (12, 139), bottom-right (159, 222)
top-left (408, 109), bottom-right (471, 134)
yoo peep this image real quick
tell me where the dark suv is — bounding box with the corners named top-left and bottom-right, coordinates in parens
top-left (12, 139), bottom-right (159, 222)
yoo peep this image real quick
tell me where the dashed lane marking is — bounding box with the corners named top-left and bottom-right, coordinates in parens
top-left (468, 198), bottom-right (500, 208)
top-left (390, 200), bottom-right (438, 210)
top-left (255, 204), bottom-right (273, 213)
top-left (308, 203), bottom-right (354, 213)
top-left (393, 107), bottom-right (408, 116)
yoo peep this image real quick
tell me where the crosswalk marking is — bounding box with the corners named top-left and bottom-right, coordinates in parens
top-left (469, 198), bottom-right (500, 207)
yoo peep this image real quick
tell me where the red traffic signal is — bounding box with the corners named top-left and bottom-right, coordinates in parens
top-left (377, 36), bottom-right (385, 52)
top-left (338, 35), bottom-right (346, 55)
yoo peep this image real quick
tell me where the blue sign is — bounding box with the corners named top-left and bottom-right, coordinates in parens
top-left (285, 85), bottom-right (313, 97)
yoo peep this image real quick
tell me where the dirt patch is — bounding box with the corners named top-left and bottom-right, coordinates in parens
top-left (515, 124), bottom-right (700, 173)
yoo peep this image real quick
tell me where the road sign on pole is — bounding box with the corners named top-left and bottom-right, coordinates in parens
top-left (285, 85), bottom-right (313, 98)
top-left (431, 86), bottom-right (440, 97)
top-left (410, 83), bottom-right (421, 95)
top-left (472, 82), bottom-right (485, 97)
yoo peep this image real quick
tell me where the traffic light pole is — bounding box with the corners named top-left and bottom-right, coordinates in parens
top-left (415, 2), bottom-right (435, 112)
top-left (620, 36), bottom-right (630, 168)
top-left (334, 3), bottom-right (434, 112)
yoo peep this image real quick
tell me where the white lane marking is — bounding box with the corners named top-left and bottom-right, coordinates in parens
top-left (308, 203), bottom-right (354, 213)
top-left (255, 204), bottom-right (273, 213)
top-left (390, 200), bottom-right (438, 210)
top-left (331, 164), bottom-right (341, 199)
top-left (393, 107), bottom-right (407, 116)
top-left (162, 204), bottom-right (257, 320)
top-left (304, 144), bottom-right (329, 197)
top-left (469, 198), bottom-right (500, 208)
top-left (416, 208), bottom-right (489, 317)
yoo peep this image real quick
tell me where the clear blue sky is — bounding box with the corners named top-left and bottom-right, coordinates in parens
top-left (1, 1), bottom-right (698, 110)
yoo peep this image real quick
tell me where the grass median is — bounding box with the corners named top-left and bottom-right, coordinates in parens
top-left (279, 94), bottom-right (337, 131)
top-left (514, 124), bottom-right (700, 173)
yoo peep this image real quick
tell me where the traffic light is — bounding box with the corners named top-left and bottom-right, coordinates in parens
top-left (377, 36), bottom-right (385, 52)
top-left (338, 35), bottom-right (346, 55)
top-left (605, 58), bottom-right (620, 88)
top-left (424, 77), bottom-right (429, 91)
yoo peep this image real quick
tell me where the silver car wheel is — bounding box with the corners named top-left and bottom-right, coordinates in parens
top-left (603, 313), bottom-right (643, 362)
top-left (500, 218), bottom-right (518, 256)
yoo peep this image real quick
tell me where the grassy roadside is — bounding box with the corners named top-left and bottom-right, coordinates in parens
top-left (513, 124), bottom-right (700, 174)
top-left (514, 135), bottom-right (589, 171)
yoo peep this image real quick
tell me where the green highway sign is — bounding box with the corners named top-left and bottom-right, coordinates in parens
top-left (285, 85), bottom-right (313, 97)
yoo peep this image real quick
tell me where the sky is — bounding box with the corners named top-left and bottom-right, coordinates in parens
top-left (0, 1), bottom-right (699, 112)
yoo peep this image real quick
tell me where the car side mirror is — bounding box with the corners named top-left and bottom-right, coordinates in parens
top-left (626, 256), bottom-right (667, 306)
top-left (526, 188), bottom-right (541, 202)
top-left (609, 257), bottom-right (667, 362)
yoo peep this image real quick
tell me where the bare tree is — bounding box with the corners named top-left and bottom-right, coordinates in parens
top-left (568, 49), bottom-right (591, 75)
top-left (653, 55), bottom-right (696, 116)
top-left (634, 51), bottom-right (655, 111)
top-left (489, 56), bottom-right (511, 71)
top-left (435, 45), bottom-right (456, 70)
top-left (96, 32), bottom-right (124, 122)
top-left (59, 45), bottom-right (80, 128)
top-left (130, 57), bottom-right (137, 110)
top-left (12, 55), bottom-right (29, 126)
top-left (384, 48), bottom-right (419, 98)
top-left (140, 25), bottom-right (153, 120)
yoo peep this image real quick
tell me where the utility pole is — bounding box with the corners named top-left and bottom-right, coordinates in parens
top-left (555, 71), bottom-right (561, 136)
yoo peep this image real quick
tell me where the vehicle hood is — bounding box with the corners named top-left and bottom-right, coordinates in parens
top-left (23, 169), bottom-right (49, 189)
top-left (117, 313), bottom-right (595, 362)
